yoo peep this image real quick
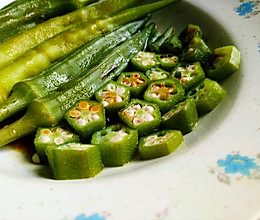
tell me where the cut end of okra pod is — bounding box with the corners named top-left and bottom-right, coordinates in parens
top-left (186, 78), bottom-right (227, 115)
top-left (131, 51), bottom-right (160, 71)
top-left (138, 130), bottom-right (183, 160)
top-left (145, 67), bottom-right (170, 81)
top-left (64, 100), bottom-right (105, 141)
top-left (158, 54), bottom-right (179, 71)
top-left (46, 143), bottom-right (103, 180)
top-left (162, 98), bottom-right (198, 134)
top-left (118, 99), bottom-right (161, 136)
top-left (34, 126), bottom-right (80, 164)
top-left (91, 123), bottom-right (138, 167)
top-left (161, 33), bottom-right (183, 54)
top-left (143, 78), bottom-right (185, 114)
top-left (179, 24), bottom-right (203, 47)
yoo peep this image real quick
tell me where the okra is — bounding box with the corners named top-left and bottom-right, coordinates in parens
top-left (158, 54), bottom-right (179, 71)
top-left (143, 78), bottom-right (185, 113)
top-left (95, 80), bottom-right (130, 113)
top-left (117, 72), bottom-right (150, 98)
top-left (145, 67), bottom-right (170, 81)
top-left (179, 24), bottom-right (203, 47)
top-left (138, 130), bottom-right (183, 160)
top-left (131, 51), bottom-right (160, 71)
top-left (161, 98), bottom-right (198, 134)
top-left (0, 0), bottom-right (140, 69)
top-left (118, 99), bottom-right (161, 136)
top-left (0, 0), bottom-right (180, 103)
top-left (186, 78), bottom-right (226, 115)
top-left (161, 33), bottom-right (182, 54)
top-left (206, 45), bottom-right (241, 81)
top-left (46, 143), bottom-right (103, 180)
top-left (34, 125), bottom-right (79, 163)
top-left (0, 19), bottom-right (147, 122)
top-left (0, 23), bottom-right (154, 147)
top-left (91, 123), bottom-right (138, 166)
top-left (148, 28), bottom-right (162, 45)
top-left (148, 26), bottom-right (174, 53)
top-left (171, 62), bottom-right (205, 90)
top-left (64, 100), bottom-right (105, 141)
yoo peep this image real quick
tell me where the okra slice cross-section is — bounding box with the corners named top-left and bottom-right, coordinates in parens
top-left (131, 51), bottom-right (160, 71)
top-left (34, 126), bottom-right (80, 163)
top-left (138, 129), bottom-right (183, 160)
top-left (91, 123), bottom-right (138, 167)
top-left (117, 72), bottom-right (149, 98)
top-left (46, 143), bottom-right (103, 180)
top-left (161, 98), bottom-right (198, 134)
top-left (145, 67), bottom-right (170, 81)
top-left (118, 99), bottom-right (161, 136)
top-left (171, 62), bottom-right (205, 90)
top-left (158, 54), bottom-right (179, 71)
top-left (64, 100), bottom-right (105, 141)
top-left (144, 78), bottom-right (185, 113)
top-left (95, 80), bottom-right (130, 112)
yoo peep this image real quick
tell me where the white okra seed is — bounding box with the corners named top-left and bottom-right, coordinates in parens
top-left (39, 135), bottom-right (51, 143)
top-left (143, 105), bottom-right (154, 113)
top-left (107, 83), bottom-right (116, 91)
top-left (143, 114), bottom-right (154, 122)
top-left (77, 118), bottom-right (87, 126)
top-left (133, 117), bottom-right (143, 125)
top-left (92, 114), bottom-right (100, 121)
top-left (116, 96), bottom-right (123, 103)
top-left (54, 137), bottom-right (65, 145)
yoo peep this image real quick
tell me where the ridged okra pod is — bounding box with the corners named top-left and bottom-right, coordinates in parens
top-left (0, 0), bottom-right (180, 103)
top-left (0, 19), bottom-right (147, 122)
top-left (0, 23), bottom-right (154, 147)
top-left (0, 0), bottom-right (140, 69)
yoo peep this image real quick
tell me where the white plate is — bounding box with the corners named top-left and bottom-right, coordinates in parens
top-left (0, 0), bottom-right (259, 220)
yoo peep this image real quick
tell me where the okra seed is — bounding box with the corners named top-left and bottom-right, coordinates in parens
top-left (92, 114), bottom-right (100, 121)
top-left (143, 105), bottom-right (154, 113)
top-left (145, 135), bottom-right (157, 142)
top-left (77, 118), bottom-right (87, 126)
top-left (102, 101), bottom-right (109, 107)
top-left (70, 109), bottom-right (80, 118)
top-left (107, 97), bottom-right (114, 104)
top-left (142, 60), bottom-right (150, 66)
top-left (54, 137), bottom-right (65, 145)
top-left (117, 87), bottom-right (126, 95)
top-left (132, 104), bottom-right (141, 110)
top-left (133, 117), bottom-right (143, 125)
top-left (143, 113), bottom-right (154, 122)
top-left (111, 135), bottom-right (123, 143)
top-left (107, 83), bottom-right (116, 91)
top-left (115, 96), bottom-right (123, 103)
top-left (41, 128), bottom-right (52, 135)
top-left (188, 65), bottom-right (196, 71)
top-left (39, 135), bottom-right (51, 143)
top-left (133, 73), bottom-right (140, 78)
top-left (78, 101), bottom-right (90, 111)
top-left (123, 109), bottom-right (135, 117)
top-left (90, 105), bottom-right (101, 113)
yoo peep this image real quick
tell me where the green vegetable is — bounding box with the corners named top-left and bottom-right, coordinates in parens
top-left (131, 51), bottom-right (160, 71)
top-left (138, 129), bottom-right (183, 160)
top-left (145, 67), bottom-right (170, 81)
top-left (34, 125), bottom-right (79, 163)
top-left (0, 23), bottom-right (154, 147)
top-left (161, 98), bottom-right (198, 134)
top-left (148, 28), bottom-right (162, 45)
top-left (64, 100), bottom-right (106, 141)
top-left (118, 99), bottom-right (161, 136)
top-left (0, 0), bottom-right (140, 69)
top-left (0, 0), bottom-right (180, 103)
top-left (161, 33), bottom-right (182, 54)
top-left (179, 24), bottom-right (203, 47)
top-left (143, 78), bottom-right (185, 113)
top-left (0, 19), bottom-right (147, 122)
top-left (206, 45), bottom-right (241, 81)
top-left (186, 78), bottom-right (226, 115)
top-left (46, 143), bottom-right (103, 180)
top-left (91, 123), bottom-right (138, 166)
top-left (157, 54), bottom-right (179, 71)
top-left (117, 72), bottom-right (150, 98)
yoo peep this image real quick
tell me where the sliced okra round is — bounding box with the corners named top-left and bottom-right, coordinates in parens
top-left (161, 33), bottom-right (182, 54)
top-left (182, 36), bottom-right (212, 64)
top-left (34, 125), bottom-right (79, 164)
top-left (64, 100), bottom-right (105, 141)
top-left (131, 51), bottom-right (160, 71)
top-left (143, 78), bottom-right (185, 114)
top-left (95, 80), bottom-right (130, 112)
top-left (91, 123), bottom-right (138, 167)
top-left (206, 45), bottom-right (241, 81)
top-left (145, 67), bottom-right (170, 81)
top-left (158, 54), bottom-right (179, 71)
top-left (45, 143), bottom-right (103, 180)
top-left (117, 72), bottom-right (149, 98)
top-left (118, 99), bottom-right (161, 136)
top-left (171, 62), bottom-right (205, 90)
top-left (186, 78), bottom-right (226, 115)
top-left (162, 98), bottom-right (198, 134)
top-left (179, 24), bottom-right (203, 46)
top-left (138, 130), bottom-right (183, 160)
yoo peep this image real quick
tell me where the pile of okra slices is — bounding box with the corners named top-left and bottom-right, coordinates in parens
top-left (33, 24), bottom-right (241, 180)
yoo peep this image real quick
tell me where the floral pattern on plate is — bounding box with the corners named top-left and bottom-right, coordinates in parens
top-left (235, 1), bottom-right (260, 17)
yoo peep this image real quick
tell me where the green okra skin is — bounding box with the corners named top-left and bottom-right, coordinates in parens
top-left (118, 99), bottom-right (161, 136)
top-left (179, 24), bottom-right (203, 47)
top-left (148, 25), bottom-right (175, 53)
top-left (181, 36), bottom-right (212, 64)
top-left (143, 78), bottom-right (185, 114)
top-left (145, 67), bottom-right (170, 81)
top-left (161, 98), bottom-right (198, 134)
top-left (186, 78), bottom-right (227, 115)
top-left (0, 19), bottom-right (148, 123)
top-left (95, 80), bottom-right (131, 113)
top-left (117, 72), bottom-right (150, 98)
top-left (206, 45), bottom-right (241, 81)
top-left (161, 33), bottom-right (182, 54)
top-left (138, 129), bottom-right (183, 160)
top-left (131, 51), bottom-right (160, 71)
top-left (157, 54), bottom-right (179, 71)
top-left (46, 143), bottom-right (103, 180)
top-left (34, 126), bottom-right (80, 164)
top-left (0, 23), bottom-right (154, 147)
top-left (64, 100), bottom-right (106, 141)
top-left (147, 29), bottom-right (162, 45)
top-left (0, 0), bottom-right (180, 103)
top-left (170, 62), bottom-right (205, 90)
top-left (91, 123), bottom-right (138, 167)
